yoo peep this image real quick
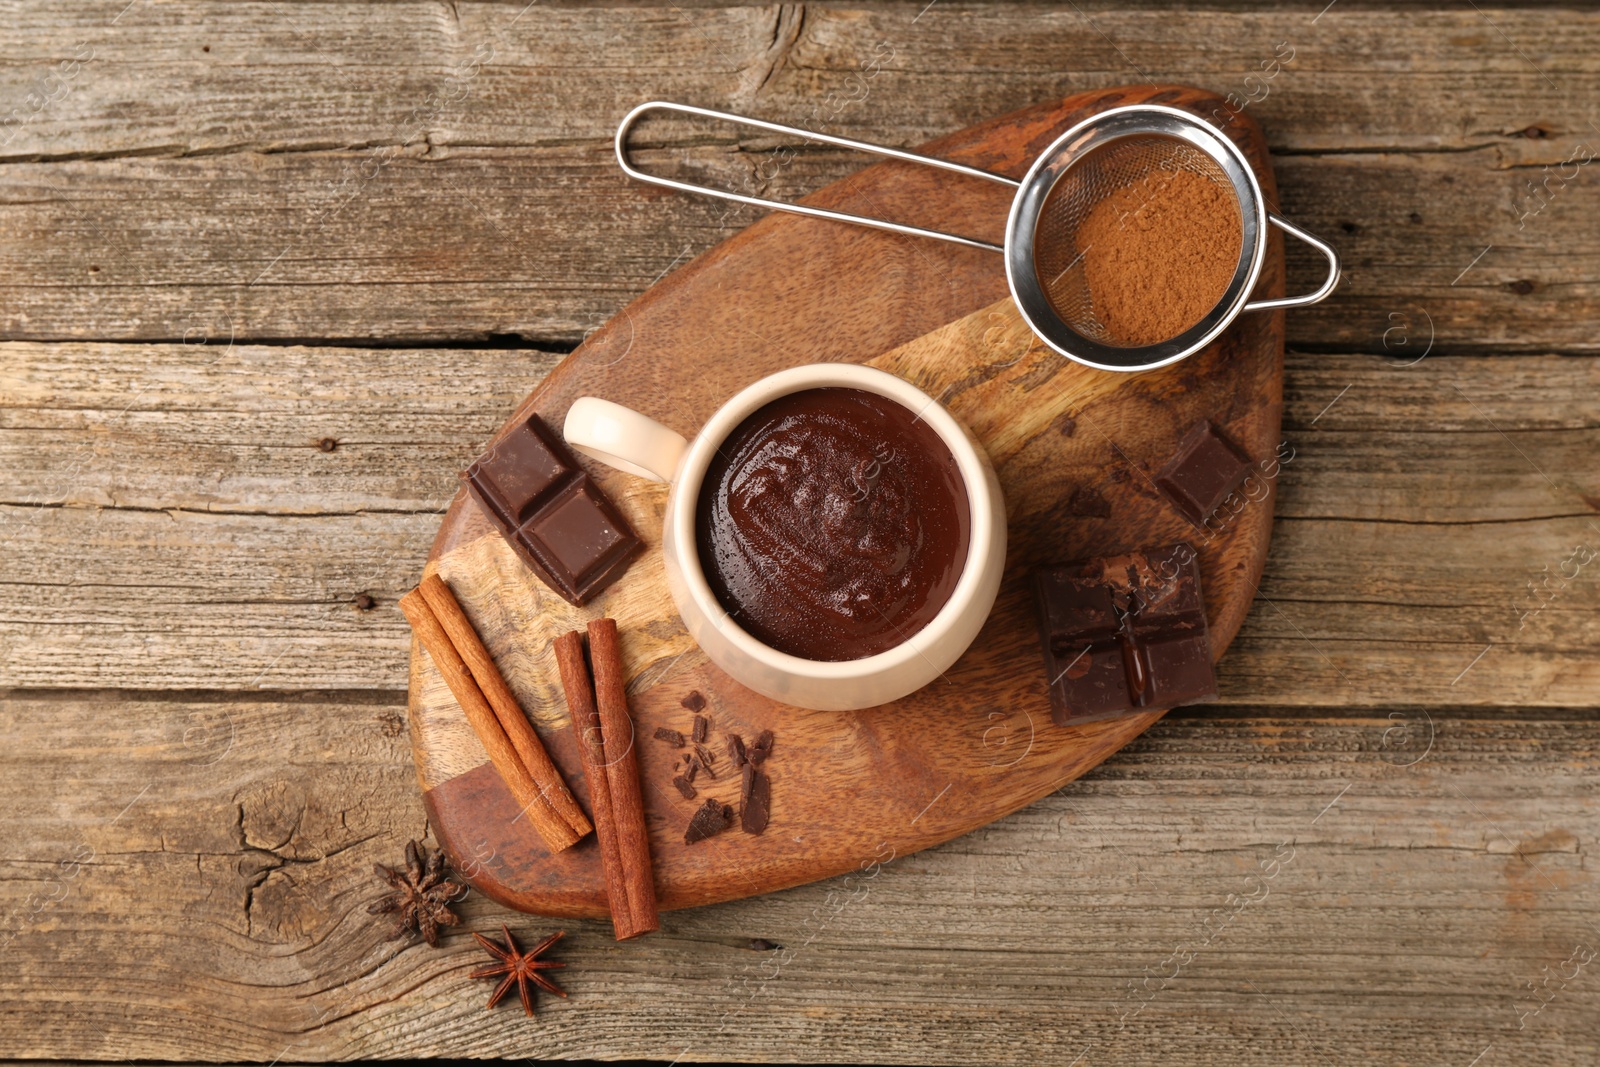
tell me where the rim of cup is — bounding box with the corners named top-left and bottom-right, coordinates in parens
top-left (671, 362), bottom-right (998, 681)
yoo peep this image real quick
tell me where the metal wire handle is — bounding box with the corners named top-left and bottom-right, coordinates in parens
top-left (615, 101), bottom-right (1017, 254)
top-left (1243, 213), bottom-right (1342, 311)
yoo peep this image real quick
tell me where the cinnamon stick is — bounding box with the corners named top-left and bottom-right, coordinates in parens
top-left (399, 588), bottom-right (583, 853)
top-left (586, 617), bottom-right (659, 937)
top-left (553, 630), bottom-right (644, 940)
top-left (417, 574), bottom-right (591, 842)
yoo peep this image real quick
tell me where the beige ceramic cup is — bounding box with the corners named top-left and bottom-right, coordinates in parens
top-left (563, 363), bottom-right (1006, 711)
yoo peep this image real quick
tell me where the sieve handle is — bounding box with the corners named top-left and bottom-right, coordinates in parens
top-left (616, 101), bottom-right (1016, 254)
top-left (1245, 214), bottom-right (1342, 311)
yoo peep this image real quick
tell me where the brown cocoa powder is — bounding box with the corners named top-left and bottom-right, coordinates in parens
top-left (1075, 166), bottom-right (1242, 347)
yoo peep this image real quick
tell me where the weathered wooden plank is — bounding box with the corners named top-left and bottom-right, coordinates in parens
top-left (0, 5), bottom-right (1596, 347)
top-left (0, 342), bottom-right (560, 513)
top-left (2, 3), bottom-right (1595, 159)
top-left (1, 693), bottom-right (1595, 1062)
top-left (0, 144), bottom-right (1590, 349)
top-left (3, 343), bottom-right (1597, 704)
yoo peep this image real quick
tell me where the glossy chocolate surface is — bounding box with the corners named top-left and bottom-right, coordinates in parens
top-left (696, 387), bottom-right (970, 662)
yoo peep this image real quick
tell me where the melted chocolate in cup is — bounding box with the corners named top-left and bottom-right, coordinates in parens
top-left (696, 387), bottom-right (971, 662)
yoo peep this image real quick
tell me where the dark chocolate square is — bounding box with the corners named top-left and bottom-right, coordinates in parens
top-left (462, 413), bottom-right (642, 605)
top-left (1156, 421), bottom-right (1254, 526)
top-left (1032, 543), bottom-right (1217, 726)
top-left (1137, 628), bottom-right (1215, 708)
top-left (523, 480), bottom-right (634, 587)
top-left (1042, 636), bottom-right (1133, 721)
top-left (473, 418), bottom-right (570, 524)
top-left (1035, 569), bottom-right (1119, 636)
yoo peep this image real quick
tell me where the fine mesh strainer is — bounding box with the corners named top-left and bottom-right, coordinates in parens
top-left (1029, 131), bottom-right (1238, 348)
top-left (616, 101), bottom-right (1340, 373)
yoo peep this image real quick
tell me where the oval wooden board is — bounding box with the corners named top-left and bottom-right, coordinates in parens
top-left (409, 85), bottom-right (1285, 918)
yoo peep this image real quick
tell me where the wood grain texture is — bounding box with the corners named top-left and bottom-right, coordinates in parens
top-left (1, 691), bottom-right (1595, 1063)
top-left (408, 84), bottom-right (1287, 917)
top-left (3, 3), bottom-right (1595, 158)
top-left (0, 141), bottom-right (1587, 352)
top-left (1, 1), bottom-right (1598, 1059)
top-left (3, 342), bottom-right (1597, 704)
top-left (0, 4), bottom-right (1595, 348)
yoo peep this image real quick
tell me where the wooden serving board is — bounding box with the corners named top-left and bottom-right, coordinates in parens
top-left (409, 85), bottom-right (1285, 917)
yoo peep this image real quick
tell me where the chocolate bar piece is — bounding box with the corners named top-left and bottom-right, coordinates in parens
top-left (1156, 421), bottom-right (1253, 526)
top-left (1032, 543), bottom-right (1216, 726)
top-left (462, 413), bottom-right (642, 605)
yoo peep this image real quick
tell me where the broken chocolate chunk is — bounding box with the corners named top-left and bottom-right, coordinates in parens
top-left (1032, 543), bottom-right (1216, 726)
top-left (684, 799), bottom-right (735, 844)
top-left (653, 727), bottom-right (685, 748)
top-left (1155, 421), bottom-right (1253, 526)
top-left (740, 765), bottom-right (771, 835)
top-left (461, 413), bottom-right (642, 604)
top-left (691, 714), bottom-right (708, 744)
top-left (691, 743), bottom-right (718, 780)
top-left (748, 729), bottom-right (774, 766)
top-left (671, 774), bottom-right (697, 800)
top-left (681, 691), bottom-right (706, 713)
top-left (726, 733), bottom-right (747, 768)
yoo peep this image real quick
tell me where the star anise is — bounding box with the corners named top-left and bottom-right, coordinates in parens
top-left (367, 839), bottom-right (465, 946)
top-left (471, 923), bottom-right (568, 1015)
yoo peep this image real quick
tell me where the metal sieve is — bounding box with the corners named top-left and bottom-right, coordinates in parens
top-left (616, 101), bottom-right (1340, 373)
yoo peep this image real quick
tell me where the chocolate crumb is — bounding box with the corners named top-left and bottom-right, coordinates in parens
top-left (748, 729), bottom-right (774, 766)
top-left (747, 938), bottom-right (781, 952)
top-left (684, 799), bottom-right (734, 844)
top-left (691, 714), bottom-right (708, 743)
top-left (680, 757), bottom-right (698, 784)
top-left (653, 727), bottom-right (685, 747)
top-left (671, 774), bottom-right (697, 800)
top-left (727, 733), bottom-right (747, 768)
top-left (692, 743), bottom-right (718, 780)
top-left (740, 765), bottom-right (771, 835)
top-left (681, 691), bottom-right (707, 713)
top-left (318, 437), bottom-right (339, 453)
top-left (352, 593), bottom-right (376, 611)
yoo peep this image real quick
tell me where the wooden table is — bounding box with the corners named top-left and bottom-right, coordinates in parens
top-left (1, 4), bottom-right (1596, 1063)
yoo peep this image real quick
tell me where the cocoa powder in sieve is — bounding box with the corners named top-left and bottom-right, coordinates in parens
top-left (1076, 166), bottom-right (1243, 347)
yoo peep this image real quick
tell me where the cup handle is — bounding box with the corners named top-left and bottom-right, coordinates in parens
top-left (563, 397), bottom-right (689, 484)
